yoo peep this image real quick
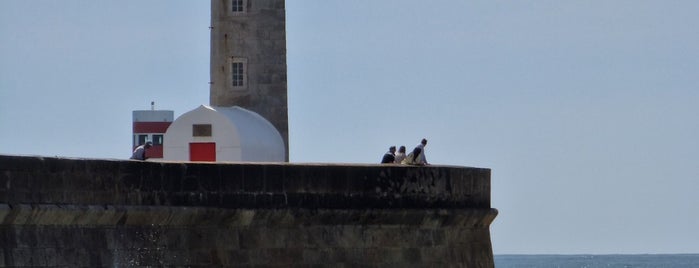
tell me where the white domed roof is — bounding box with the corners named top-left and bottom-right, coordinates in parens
top-left (164, 105), bottom-right (285, 162)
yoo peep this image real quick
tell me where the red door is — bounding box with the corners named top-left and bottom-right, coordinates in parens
top-left (190, 142), bottom-right (216, 162)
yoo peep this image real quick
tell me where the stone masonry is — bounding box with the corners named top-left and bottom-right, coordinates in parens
top-left (209, 0), bottom-right (289, 159)
top-left (0, 155), bottom-right (497, 267)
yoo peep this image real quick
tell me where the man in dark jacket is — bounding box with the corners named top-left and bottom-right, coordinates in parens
top-left (381, 146), bottom-right (396, 164)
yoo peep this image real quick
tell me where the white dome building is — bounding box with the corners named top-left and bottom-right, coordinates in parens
top-left (163, 105), bottom-right (285, 162)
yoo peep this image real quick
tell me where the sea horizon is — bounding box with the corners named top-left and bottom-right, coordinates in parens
top-left (496, 253), bottom-right (699, 256)
top-left (494, 253), bottom-right (699, 268)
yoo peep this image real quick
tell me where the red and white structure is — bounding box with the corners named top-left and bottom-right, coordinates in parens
top-left (132, 102), bottom-right (174, 159)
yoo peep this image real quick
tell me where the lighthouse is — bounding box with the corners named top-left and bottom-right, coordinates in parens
top-left (209, 0), bottom-right (289, 160)
top-left (130, 1), bottom-right (289, 163)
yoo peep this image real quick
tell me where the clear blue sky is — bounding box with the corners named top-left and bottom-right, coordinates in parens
top-left (2, 0), bottom-right (699, 255)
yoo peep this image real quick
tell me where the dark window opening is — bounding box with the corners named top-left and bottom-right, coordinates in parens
top-left (152, 135), bottom-right (164, 145)
top-left (137, 135), bottom-right (148, 146)
top-left (193, 124), bottom-right (213, 137)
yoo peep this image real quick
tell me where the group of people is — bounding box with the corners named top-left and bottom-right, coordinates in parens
top-left (381, 138), bottom-right (429, 165)
top-left (132, 138), bottom-right (430, 164)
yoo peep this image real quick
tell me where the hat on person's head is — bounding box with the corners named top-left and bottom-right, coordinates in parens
top-left (145, 141), bottom-right (153, 147)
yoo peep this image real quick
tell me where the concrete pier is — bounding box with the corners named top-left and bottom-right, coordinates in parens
top-left (0, 155), bottom-right (497, 267)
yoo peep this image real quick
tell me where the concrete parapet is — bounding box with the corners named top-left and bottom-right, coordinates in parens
top-left (0, 155), bottom-right (491, 209)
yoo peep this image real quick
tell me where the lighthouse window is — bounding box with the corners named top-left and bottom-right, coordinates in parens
top-left (232, 62), bottom-right (244, 87)
top-left (193, 124), bottom-right (212, 137)
top-left (230, 57), bottom-right (247, 89)
top-left (232, 0), bottom-right (244, 12)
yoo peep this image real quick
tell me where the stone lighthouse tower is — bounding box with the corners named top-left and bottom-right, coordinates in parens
top-left (210, 0), bottom-right (288, 160)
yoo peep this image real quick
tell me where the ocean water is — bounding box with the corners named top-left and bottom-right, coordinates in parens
top-left (494, 254), bottom-right (699, 268)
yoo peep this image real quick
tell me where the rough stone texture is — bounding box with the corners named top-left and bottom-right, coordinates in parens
top-left (209, 0), bottom-right (289, 160)
top-left (0, 155), bottom-right (497, 267)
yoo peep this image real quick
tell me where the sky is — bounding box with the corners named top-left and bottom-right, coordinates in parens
top-left (1, 0), bottom-right (699, 255)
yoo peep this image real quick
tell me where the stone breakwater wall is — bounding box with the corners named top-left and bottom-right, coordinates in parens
top-left (0, 155), bottom-right (497, 267)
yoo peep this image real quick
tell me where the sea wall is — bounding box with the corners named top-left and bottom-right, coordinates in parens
top-left (0, 155), bottom-right (497, 267)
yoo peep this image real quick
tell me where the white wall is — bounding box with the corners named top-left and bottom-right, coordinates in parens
top-left (163, 105), bottom-right (284, 162)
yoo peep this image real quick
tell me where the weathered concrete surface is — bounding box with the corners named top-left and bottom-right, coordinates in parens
top-left (0, 155), bottom-right (497, 267)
